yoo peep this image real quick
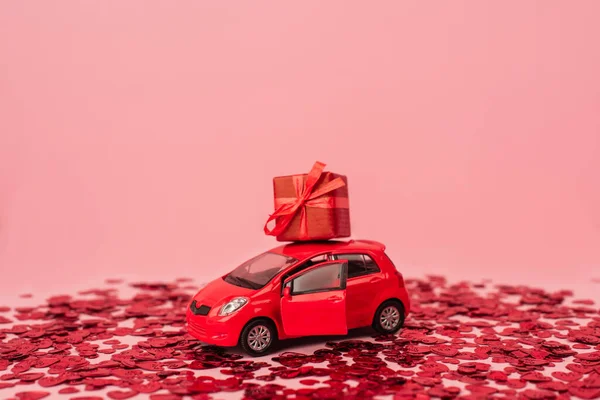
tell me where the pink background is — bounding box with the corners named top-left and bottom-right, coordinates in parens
top-left (1, 2), bottom-right (599, 298)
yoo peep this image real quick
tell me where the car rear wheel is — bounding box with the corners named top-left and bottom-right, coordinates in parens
top-left (372, 300), bottom-right (405, 334)
top-left (239, 319), bottom-right (277, 357)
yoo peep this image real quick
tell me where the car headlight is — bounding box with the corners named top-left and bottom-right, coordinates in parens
top-left (218, 297), bottom-right (249, 316)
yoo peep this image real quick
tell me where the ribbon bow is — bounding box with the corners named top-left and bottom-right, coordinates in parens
top-left (264, 161), bottom-right (346, 239)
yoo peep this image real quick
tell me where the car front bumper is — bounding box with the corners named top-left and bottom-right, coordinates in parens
top-left (186, 309), bottom-right (243, 347)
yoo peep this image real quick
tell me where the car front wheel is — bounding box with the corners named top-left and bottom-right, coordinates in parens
top-left (239, 319), bottom-right (277, 356)
top-left (372, 300), bottom-right (405, 334)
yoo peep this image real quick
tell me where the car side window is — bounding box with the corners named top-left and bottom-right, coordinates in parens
top-left (335, 253), bottom-right (380, 278)
top-left (281, 254), bottom-right (328, 287)
top-left (290, 263), bottom-right (343, 295)
top-left (341, 254), bottom-right (365, 278)
top-left (308, 254), bottom-right (328, 264)
top-left (363, 254), bottom-right (380, 274)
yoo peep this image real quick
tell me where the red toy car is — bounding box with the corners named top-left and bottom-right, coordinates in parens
top-left (186, 240), bottom-right (410, 356)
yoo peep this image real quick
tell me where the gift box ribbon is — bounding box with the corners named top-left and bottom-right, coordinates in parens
top-left (264, 161), bottom-right (348, 239)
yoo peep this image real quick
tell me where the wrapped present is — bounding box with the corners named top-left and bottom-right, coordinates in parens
top-left (264, 161), bottom-right (351, 242)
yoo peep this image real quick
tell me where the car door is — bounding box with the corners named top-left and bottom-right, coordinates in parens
top-left (333, 253), bottom-right (384, 329)
top-left (280, 260), bottom-right (348, 337)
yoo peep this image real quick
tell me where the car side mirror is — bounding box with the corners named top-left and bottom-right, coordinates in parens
top-left (283, 287), bottom-right (291, 298)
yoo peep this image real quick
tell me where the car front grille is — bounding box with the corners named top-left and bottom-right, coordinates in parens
top-left (190, 300), bottom-right (211, 316)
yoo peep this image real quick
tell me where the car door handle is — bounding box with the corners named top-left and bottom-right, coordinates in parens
top-left (327, 295), bottom-right (343, 303)
top-left (369, 277), bottom-right (383, 283)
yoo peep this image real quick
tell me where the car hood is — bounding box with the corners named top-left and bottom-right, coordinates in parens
top-left (191, 277), bottom-right (254, 308)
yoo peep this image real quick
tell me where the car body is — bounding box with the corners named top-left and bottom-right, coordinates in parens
top-left (186, 239), bottom-right (410, 355)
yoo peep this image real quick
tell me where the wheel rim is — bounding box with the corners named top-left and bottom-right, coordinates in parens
top-left (380, 305), bottom-right (400, 330)
top-left (247, 325), bottom-right (271, 351)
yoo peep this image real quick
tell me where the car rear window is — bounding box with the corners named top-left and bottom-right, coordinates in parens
top-left (335, 253), bottom-right (380, 278)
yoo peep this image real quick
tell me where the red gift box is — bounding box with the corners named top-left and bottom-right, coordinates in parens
top-left (264, 161), bottom-right (351, 242)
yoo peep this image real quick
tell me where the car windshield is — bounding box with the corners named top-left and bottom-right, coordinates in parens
top-left (224, 252), bottom-right (298, 289)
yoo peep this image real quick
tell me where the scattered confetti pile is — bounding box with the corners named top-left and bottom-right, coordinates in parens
top-left (1, 276), bottom-right (600, 399)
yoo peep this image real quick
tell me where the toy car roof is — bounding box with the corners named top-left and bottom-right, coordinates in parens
top-left (270, 239), bottom-right (386, 260)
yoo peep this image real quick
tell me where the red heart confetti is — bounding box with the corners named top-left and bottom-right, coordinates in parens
top-left (553, 371), bottom-right (584, 382)
top-left (14, 391), bottom-right (50, 400)
top-left (0, 276), bottom-right (599, 399)
top-left (58, 387), bottom-right (80, 394)
top-left (106, 390), bottom-right (139, 399)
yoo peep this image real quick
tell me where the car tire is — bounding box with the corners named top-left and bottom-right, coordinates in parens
top-left (372, 300), bottom-right (405, 334)
top-left (239, 319), bottom-right (278, 357)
